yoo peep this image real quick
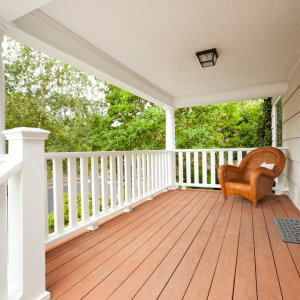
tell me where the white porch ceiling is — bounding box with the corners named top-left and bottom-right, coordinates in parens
top-left (4, 0), bottom-right (300, 108)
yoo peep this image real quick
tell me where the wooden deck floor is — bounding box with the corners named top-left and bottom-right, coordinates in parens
top-left (45, 190), bottom-right (300, 300)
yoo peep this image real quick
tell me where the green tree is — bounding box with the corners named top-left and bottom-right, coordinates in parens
top-left (89, 84), bottom-right (166, 151)
top-left (256, 98), bottom-right (272, 147)
top-left (4, 38), bottom-right (103, 153)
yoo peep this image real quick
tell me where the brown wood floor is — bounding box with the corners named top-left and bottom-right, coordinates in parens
top-left (45, 190), bottom-right (300, 300)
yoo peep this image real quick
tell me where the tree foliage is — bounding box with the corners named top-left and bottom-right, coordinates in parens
top-left (256, 97), bottom-right (272, 147)
top-left (4, 38), bottom-right (103, 153)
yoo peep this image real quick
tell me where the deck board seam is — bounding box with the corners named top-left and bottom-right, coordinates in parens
top-left (181, 195), bottom-right (231, 299)
top-left (262, 197), bottom-right (284, 300)
top-left (251, 197), bottom-right (258, 300)
top-left (132, 192), bottom-right (222, 300)
top-left (80, 191), bottom-right (204, 299)
top-left (230, 197), bottom-right (243, 300)
top-left (205, 195), bottom-right (236, 299)
top-left (47, 191), bottom-right (193, 289)
top-left (271, 197), bottom-right (300, 278)
top-left (46, 191), bottom-right (177, 263)
top-left (46, 191), bottom-right (183, 275)
top-left (53, 191), bottom-right (202, 298)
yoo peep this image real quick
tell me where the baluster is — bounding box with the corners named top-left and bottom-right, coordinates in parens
top-left (228, 151), bottom-right (233, 165)
top-left (131, 154), bottom-right (137, 200)
top-left (151, 153), bottom-right (155, 192)
top-left (161, 153), bottom-right (164, 188)
top-left (158, 153), bottom-right (161, 189)
top-left (211, 151), bottom-right (216, 185)
top-left (143, 154), bottom-right (147, 195)
top-left (110, 155), bottom-right (117, 209)
top-left (179, 152), bottom-right (183, 184)
top-left (0, 182), bottom-right (8, 299)
top-left (155, 153), bottom-right (158, 190)
top-left (219, 151), bottom-right (224, 167)
top-left (202, 151), bottom-right (207, 185)
top-left (68, 157), bottom-right (79, 226)
top-left (165, 152), bottom-right (168, 186)
top-left (45, 159), bottom-right (49, 237)
top-left (194, 152), bottom-right (199, 184)
top-left (101, 156), bottom-right (108, 213)
top-left (80, 157), bottom-right (89, 221)
top-left (117, 155), bottom-right (124, 207)
top-left (137, 154), bottom-right (142, 197)
top-left (237, 151), bottom-right (243, 166)
top-left (124, 154), bottom-right (131, 204)
top-left (186, 152), bottom-right (191, 184)
top-left (53, 158), bottom-right (64, 233)
top-left (147, 153), bottom-right (151, 193)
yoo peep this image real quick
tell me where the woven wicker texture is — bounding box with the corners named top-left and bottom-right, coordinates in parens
top-left (218, 147), bottom-right (286, 207)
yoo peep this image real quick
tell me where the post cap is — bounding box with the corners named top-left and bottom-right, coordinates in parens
top-left (2, 127), bottom-right (51, 140)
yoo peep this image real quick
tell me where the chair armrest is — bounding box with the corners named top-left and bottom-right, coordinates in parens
top-left (250, 167), bottom-right (277, 190)
top-left (218, 165), bottom-right (243, 192)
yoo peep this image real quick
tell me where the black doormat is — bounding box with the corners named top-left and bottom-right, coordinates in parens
top-left (273, 217), bottom-right (300, 244)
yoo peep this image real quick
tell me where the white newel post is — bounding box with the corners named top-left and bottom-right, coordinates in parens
top-left (0, 22), bottom-right (6, 155)
top-left (165, 108), bottom-right (177, 190)
top-left (3, 128), bottom-right (50, 300)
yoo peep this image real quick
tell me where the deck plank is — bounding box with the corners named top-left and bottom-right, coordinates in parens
top-left (233, 198), bottom-right (257, 300)
top-left (52, 191), bottom-right (201, 299)
top-left (44, 192), bottom-right (300, 300)
top-left (208, 196), bottom-right (243, 300)
top-left (275, 195), bottom-right (300, 275)
top-left (261, 197), bottom-right (300, 299)
top-left (46, 191), bottom-right (172, 263)
top-left (253, 200), bottom-right (282, 300)
top-left (46, 190), bottom-right (186, 288)
top-left (82, 192), bottom-right (209, 300)
top-left (108, 192), bottom-right (221, 300)
top-left (46, 191), bottom-right (178, 275)
top-left (285, 195), bottom-right (300, 218)
top-left (138, 193), bottom-right (225, 300)
top-left (183, 197), bottom-right (234, 300)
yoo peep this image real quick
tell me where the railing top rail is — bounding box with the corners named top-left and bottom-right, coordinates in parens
top-left (45, 149), bottom-right (172, 159)
top-left (175, 147), bottom-right (289, 152)
top-left (0, 157), bottom-right (23, 185)
top-left (0, 154), bottom-right (9, 163)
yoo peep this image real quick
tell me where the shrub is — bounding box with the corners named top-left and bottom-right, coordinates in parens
top-left (48, 193), bottom-right (111, 234)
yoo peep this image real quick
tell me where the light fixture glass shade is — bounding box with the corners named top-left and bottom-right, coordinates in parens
top-left (196, 48), bottom-right (218, 68)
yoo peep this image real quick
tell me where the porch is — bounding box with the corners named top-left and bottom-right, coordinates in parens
top-left (45, 190), bottom-right (300, 300)
top-left (1, 0), bottom-right (300, 299)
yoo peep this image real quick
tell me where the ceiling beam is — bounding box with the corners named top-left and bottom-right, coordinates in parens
top-left (7, 11), bottom-right (173, 109)
top-left (173, 81), bottom-right (288, 108)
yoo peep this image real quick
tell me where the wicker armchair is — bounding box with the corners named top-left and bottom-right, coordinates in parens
top-left (218, 147), bottom-right (286, 207)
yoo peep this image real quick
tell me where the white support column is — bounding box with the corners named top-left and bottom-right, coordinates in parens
top-left (0, 23), bottom-right (7, 154)
top-left (165, 107), bottom-right (177, 190)
top-left (3, 127), bottom-right (50, 300)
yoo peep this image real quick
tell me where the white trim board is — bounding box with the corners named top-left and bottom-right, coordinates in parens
top-left (173, 81), bottom-right (288, 108)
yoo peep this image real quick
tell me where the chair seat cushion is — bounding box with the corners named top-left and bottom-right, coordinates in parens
top-left (225, 180), bottom-right (251, 194)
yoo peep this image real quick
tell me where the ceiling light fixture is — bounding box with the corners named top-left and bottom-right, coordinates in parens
top-left (196, 48), bottom-right (218, 68)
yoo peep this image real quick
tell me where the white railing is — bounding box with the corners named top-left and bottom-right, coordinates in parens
top-left (44, 150), bottom-right (172, 246)
top-left (0, 127), bottom-right (291, 300)
top-left (0, 128), bottom-right (50, 300)
top-left (175, 147), bottom-right (289, 194)
top-left (0, 155), bottom-right (23, 300)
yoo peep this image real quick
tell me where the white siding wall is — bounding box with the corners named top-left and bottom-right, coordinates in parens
top-left (282, 62), bottom-right (300, 209)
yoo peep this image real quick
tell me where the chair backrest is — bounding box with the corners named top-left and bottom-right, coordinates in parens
top-left (239, 147), bottom-right (286, 181)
